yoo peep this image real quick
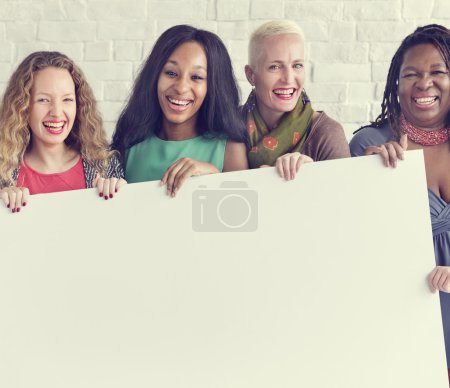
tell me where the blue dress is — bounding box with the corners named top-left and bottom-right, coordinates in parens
top-left (350, 124), bottom-right (450, 367)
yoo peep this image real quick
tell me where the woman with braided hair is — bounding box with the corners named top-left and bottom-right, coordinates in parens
top-left (350, 24), bottom-right (450, 379)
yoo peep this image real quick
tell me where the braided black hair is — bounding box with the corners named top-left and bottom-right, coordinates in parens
top-left (356, 24), bottom-right (450, 137)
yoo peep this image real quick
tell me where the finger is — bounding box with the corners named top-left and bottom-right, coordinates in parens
top-left (290, 154), bottom-right (299, 179)
top-left (115, 178), bottom-right (127, 192)
top-left (166, 160), bottom-right (186, 195)
top-left (172, 164), bottom-right (195, 197)
top-left (431, 268), bottom-right (444, 292)
top-left (386, 143), bottom-right (398, 168)
top-left (7, 189), bottom-right (17, 213)
top-left (400, 133), bottom-right (408, 151)
top-left (377, 145), bottom-right (390, 167)
top-left (437, 269), bottom-right (450, 291)
top-left (21, 187), bottom-right (29, 207)
top-left (428, 267), bottom-right (438, 293)
top-left (13, 189), bottom-right (23, 213)
top-left (102, 178), bottom-right (111, 200)
top-left (93, 173), bottom-right (100, 188)
top-left (392, 142), bottom-right (405, 161)
top-left (96, 177), bottom-right (105, 198)
top-left (364, 146), bottom-right (383, 156)
top-left (106, 178), bottom-right (118, 198)
top-left (0, 189), bottom-right (10, 209)
top-left (282, 156), bottom-right (291, 181)
top-left (161, 159), bottom-right (183, 186)
top-left (275, 157), bottom-right (285, 179)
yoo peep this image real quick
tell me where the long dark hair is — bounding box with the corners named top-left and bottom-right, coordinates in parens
top-left (111, 24), bottom-right (247, 159)
top-left (356, 24), bottom-right (450, 136)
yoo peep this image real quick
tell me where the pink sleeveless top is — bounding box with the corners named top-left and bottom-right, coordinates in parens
top-left (16, 157), bottom-right (86, 195)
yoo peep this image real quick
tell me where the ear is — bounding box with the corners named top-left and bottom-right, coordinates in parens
top-left (244, 65), bottom-right (256, 86)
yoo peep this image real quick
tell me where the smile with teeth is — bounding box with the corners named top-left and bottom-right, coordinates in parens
top-left (273, 88), bottom-right (295, 95)
top-left (43, 121), bottom-right (65, 134)
top-left (167, 96), bottom-right (192, 106)
top-left (413, 96), bottom-right (438, 105)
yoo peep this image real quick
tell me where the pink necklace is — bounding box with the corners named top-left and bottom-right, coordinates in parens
top-left (400, 114), bottom-right (450, 146)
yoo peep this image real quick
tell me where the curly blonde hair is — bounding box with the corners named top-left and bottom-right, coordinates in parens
top-left (0, 51), bottom-right (113, 187)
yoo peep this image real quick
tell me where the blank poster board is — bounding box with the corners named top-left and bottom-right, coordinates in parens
top-left (0, 150), bottom-right (447, 388)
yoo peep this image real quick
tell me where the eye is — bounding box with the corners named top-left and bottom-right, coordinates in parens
top-left (431, 70), bottom-right (449, 76)
top-left (165, 70), bottom-right (177, 78)
top-left (37, 98), bottom-right (50, 103)
top-left (268, 64), bottom-right (280, 71)
top-left (63, 98), bottom-right (75, 102)
top-left (401, 73), bottom-right (417, 79)
top-left (191, 74), bottom-right (205, 81)
top-left (293, 63), bottom-right (303, 70)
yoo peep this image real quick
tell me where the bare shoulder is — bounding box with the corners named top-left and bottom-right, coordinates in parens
top-left (223, 140), bottom-right (249, 172)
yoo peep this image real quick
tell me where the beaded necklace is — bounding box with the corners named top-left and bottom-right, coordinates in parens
top-left (400, 114), bottom-right (450, 146)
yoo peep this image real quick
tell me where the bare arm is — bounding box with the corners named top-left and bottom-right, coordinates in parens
top-left (223, 140), bottom-right (249, 172)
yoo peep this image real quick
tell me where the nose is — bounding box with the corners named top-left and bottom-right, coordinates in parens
top-left (281, 67), bottom-right (294, 83)
top-left (416, 73), bottom-right (434, 90)
top-left (173, 74), bottom-right (190, 94)
top-left (50, 100), bottom-right (63, 117)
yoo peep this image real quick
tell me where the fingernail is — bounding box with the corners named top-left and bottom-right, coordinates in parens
top-left (12, 208), bottom-right (15, 213)
top-left (7, 204), bottom-right (10, 208)
top-left (109, 194), bottom-right (113, 199)
top-left (115, 189), bottom-right (118, 193)
top-left (17, 208), bottom-right (21, 213)
top-left (99, 192), bottom-right (103, 197)
top-left (22, 202), bottom-right (26, 206)
top-left (104, 196), bottom-right (108, 200)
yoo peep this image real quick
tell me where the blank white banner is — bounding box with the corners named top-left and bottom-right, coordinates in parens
top-left (0, 150), bottom-right (447, 387)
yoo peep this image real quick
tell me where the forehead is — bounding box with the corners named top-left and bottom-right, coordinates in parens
top-left (259, 33), bottom-right (304, 61)
top-left (401, 43), bottom-right (446, 67)
top-left (167, 41), bottom-right (207, 67)
top-left (32, 67), bottom-right (75, 92)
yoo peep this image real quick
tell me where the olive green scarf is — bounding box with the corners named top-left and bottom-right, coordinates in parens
top-left (242, 90), bottom-right (313, 168)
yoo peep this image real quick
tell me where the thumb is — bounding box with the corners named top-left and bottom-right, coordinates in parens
top-left (92, 173), bottom-right (100, 187)
top-left (400, 133), bottom-right (408, 151)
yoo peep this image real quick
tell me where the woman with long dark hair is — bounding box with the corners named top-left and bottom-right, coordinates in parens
top-left (112, 25), bottom-right (248, 197)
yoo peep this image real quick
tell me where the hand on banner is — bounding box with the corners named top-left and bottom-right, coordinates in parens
top-left (428, 266), bottom-right (450, 293)
top-left (160, 158), bottom-right (219, 197)
top-left (364, 133), bottom-right (408, 168)
top-left (275, 152), bottom-right (313, 181)
top-left (0, 186), bottom-right (29, 213)
top-left (94, 176), bottom-right (127, 200)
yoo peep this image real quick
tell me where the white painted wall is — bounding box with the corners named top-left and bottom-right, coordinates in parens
top-left (1, 0), bottom-right (449, 139)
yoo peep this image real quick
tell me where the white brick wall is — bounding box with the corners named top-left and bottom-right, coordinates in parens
top-left (0, 0), bottom-right (449, 140)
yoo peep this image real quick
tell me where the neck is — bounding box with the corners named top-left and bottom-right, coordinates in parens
top-left (256, 100), bottom-right (284, 130)
top-left (400, 114), bottom-right (450, 147)
top-left (160, 119), bottom-right (200, 141)
top-left (26, 142), bottom-right (78, 173)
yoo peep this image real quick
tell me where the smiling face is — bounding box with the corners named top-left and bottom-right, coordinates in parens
top-left (28, 67), bottom-right (76, 148)
top-left (157, 41), bottom-right (208, 138)
top-left (399, 43), bottom-right (450, 131)
top-left (245, 33), bottom-right (305, 128)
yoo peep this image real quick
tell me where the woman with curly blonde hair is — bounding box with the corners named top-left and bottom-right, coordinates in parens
top-left (0, 51), bottom-right (125, 213)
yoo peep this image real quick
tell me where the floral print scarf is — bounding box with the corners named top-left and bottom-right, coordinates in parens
top-left (242, 89), bottom-right (313, 168)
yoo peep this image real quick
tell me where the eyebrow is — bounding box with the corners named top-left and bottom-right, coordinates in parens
top-left (166, 59), bottom-right (207, 71)
top-left (266, 59), bottom-right (304, 64)
top-left (34, 92), bottom-right (75, 96)
top-left (401, 63), bottom-right (447, 71)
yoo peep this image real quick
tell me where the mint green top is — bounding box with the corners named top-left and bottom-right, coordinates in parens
top-left (125, 134), bottom-right (227, 183)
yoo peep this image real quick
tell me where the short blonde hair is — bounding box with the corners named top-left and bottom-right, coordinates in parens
top-left (248, 20), bottom-right (305, 68)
